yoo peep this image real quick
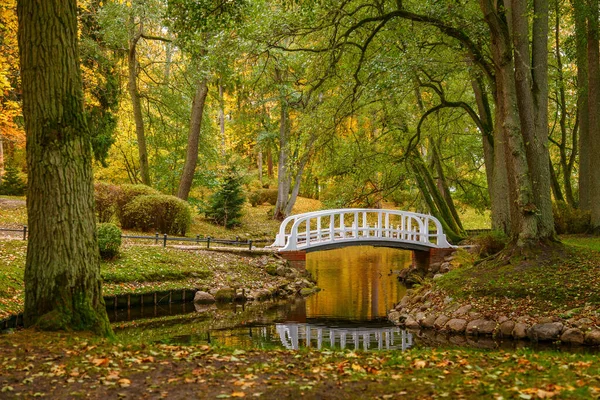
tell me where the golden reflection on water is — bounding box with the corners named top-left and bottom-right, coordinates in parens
top-left (305, 246), bottom-right (410, 320)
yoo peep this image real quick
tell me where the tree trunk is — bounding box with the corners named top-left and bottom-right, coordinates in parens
top-left (273, 96), bottom-right (291, 220)
top-left (218, 81), bottom-right (226, 158)
top-left (587, 0), bottom-right (600, 231)
top-left (471, 75), bottom-right (511, 232)
top-left (257, 149), bottom-right (263, 185)
top-left (0, 133), bottom-right (4, 183)
top-left (127, 29), bottom-right (151, 186)
top-left (549, 159), bottom-right (565, 202)
top-left (17, 0), bottom-right (111, 335)
top-left (574, 0), bottom-right (590, 210)
top-left (510, 0), bottom-right (554, 239)
top-left (267, 148), bottom-right (273, 178)
top-left (177, 78), bottom-right (208, 200)
top-left (554, 3), bottom-right (577, 207)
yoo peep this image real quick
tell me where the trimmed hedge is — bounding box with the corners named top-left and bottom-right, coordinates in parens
top-left (121, 194), bottom-right (192, 235)
top-left (248, 188), bottom-right (278, 207)
top-left (94, 182), bottom-right (120, 223)
top-left (115, 184), bottom-right (159, 221)
top-left (97, 223), bottom-right (122, 260)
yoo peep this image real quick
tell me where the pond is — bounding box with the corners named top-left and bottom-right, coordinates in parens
top-left (112, 246), bottom-right (413, 351)
top-left (110, 247), bottom-right (596, 353)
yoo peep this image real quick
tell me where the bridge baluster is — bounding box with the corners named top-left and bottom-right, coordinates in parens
top-left (385, 212), bottom-right (390, 238)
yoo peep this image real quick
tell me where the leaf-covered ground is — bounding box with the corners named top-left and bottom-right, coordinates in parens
top-left (1, 331), bottom-right (599, 399)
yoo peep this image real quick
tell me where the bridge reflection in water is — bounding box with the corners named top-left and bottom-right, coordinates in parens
top-left (275, 323), bottom-right (413, 351)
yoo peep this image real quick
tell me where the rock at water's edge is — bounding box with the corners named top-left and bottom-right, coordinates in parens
top-left (194, 291), bottom-right (216, 304)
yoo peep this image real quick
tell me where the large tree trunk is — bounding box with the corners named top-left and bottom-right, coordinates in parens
top-left (0, 134), bottom-right (4, 183)
top-left (586, 0), bottom-right (600, 231)
top-left (127, 29), bottom-right (151, 186)
top-left (17, 0), bottom-right (111, 335)
top-left (177, 79), bottom-right (208, 200)
top-left (510, 0), bottom-right (554, 239)
top-left (481, 0), bottom-right (540, 244)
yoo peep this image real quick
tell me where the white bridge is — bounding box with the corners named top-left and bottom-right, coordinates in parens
top-left (271, 208), bottom-right (452, 252)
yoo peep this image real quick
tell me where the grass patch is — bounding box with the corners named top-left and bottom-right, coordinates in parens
top-left (0, 241), bottom-right (289, 319)
top-left (435, 242), bottom-right (600, 315)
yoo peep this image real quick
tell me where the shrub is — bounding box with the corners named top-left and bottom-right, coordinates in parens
top-left (121, 194), bottom-right (192, 235)
top-left (553, 201), bottom-right (590, 234)
top-left (114, 184), bottom-right (159, 221)
top-left (0, 164), bottom-right (26, 196)
top-left (248, 188), bottom-right (278, 207)
top-left (97, 223), bottom-right (122, 259)
top-left (94, 182), bottom-right (120, 223)
top-left (205, 172), bottom-right (246, 228)
top-left (473, 230), bottom-right (508, 257)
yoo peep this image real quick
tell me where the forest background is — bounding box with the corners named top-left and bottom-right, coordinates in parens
top-left (0, 0), bottom-right (596, 242)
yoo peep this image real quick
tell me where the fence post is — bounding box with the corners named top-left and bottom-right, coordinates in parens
top-left (196, 234), bottom-right (200, 244)
top-left (207, 236), bottom-right (211, 249)
top-left (163, 234), bottom-right (167, 248)
top-left (155, 232), bottom-right (159, 245)
top-left (248, 240), bottom-right (253, 250)
top-left (23, 225), bottom-right (27, 240)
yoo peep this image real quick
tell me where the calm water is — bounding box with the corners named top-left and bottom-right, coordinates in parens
top-left (305, 247), bottom-right (410, 320)
top-left (113, 246), bottom-right (413, 350)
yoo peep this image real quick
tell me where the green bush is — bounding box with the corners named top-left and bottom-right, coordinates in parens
top-left (248, 188), bottom-right (278, 207)
top-left (473, 230), bottom-right (508, 257)
top-left (115, 184), bottom-right (159, 221)
top-left (205, 172), bottom-right (246, 228)
top-left (121, 194), bottom-right (192, 235)
top-left (94, 182), bottom-right (120, 223)
top-left (553, 201), bottom-right (590, 234)
top-left (97, 223), bottom-right (122, 260)
top-left (0, 164), bottom-right (26, 196)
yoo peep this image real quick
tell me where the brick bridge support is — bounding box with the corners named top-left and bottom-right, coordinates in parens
top-left (279, 250), bottom-right (306, 271)
top-left (411, 248), bottom-right (456, 272)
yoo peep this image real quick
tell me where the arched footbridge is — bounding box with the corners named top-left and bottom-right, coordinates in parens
top-left (270, 208), bottom-right (455, 267)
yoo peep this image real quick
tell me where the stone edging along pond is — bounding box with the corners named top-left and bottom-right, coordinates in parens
top-left (388, 251), bottom-right (600, 346)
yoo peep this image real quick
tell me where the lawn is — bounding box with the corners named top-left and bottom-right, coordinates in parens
top-left (0, 240), bottom-right (290, 320)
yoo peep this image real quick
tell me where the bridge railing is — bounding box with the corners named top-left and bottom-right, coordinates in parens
top-left (271, 208), bottom-right (451, 251)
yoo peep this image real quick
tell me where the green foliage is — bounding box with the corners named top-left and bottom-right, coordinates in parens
top-left (97, 223), bottom-right (122, 260)
top-left (553, 201), bottom-right (590, 234)
top-left (121, 194), bottom-right (192, 235)
top-left (471, 230), bottom-right (508, 257)
top-left (205, 171), bottom-right (246, 228)
top-left (0, 164), bottom-right (26, 196)
top-left (248, 188), bottom-right (278, 207)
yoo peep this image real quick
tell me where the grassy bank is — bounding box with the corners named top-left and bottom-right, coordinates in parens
top-left (434, 240), bottom-right (600, 319)
top-left (1, 331), bottom-right (599, 399)
top-left (0, 240), bottom-right (291, 320)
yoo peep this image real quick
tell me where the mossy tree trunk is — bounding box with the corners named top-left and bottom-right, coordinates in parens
top-left (17, 0), bottom-right (111, 335)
